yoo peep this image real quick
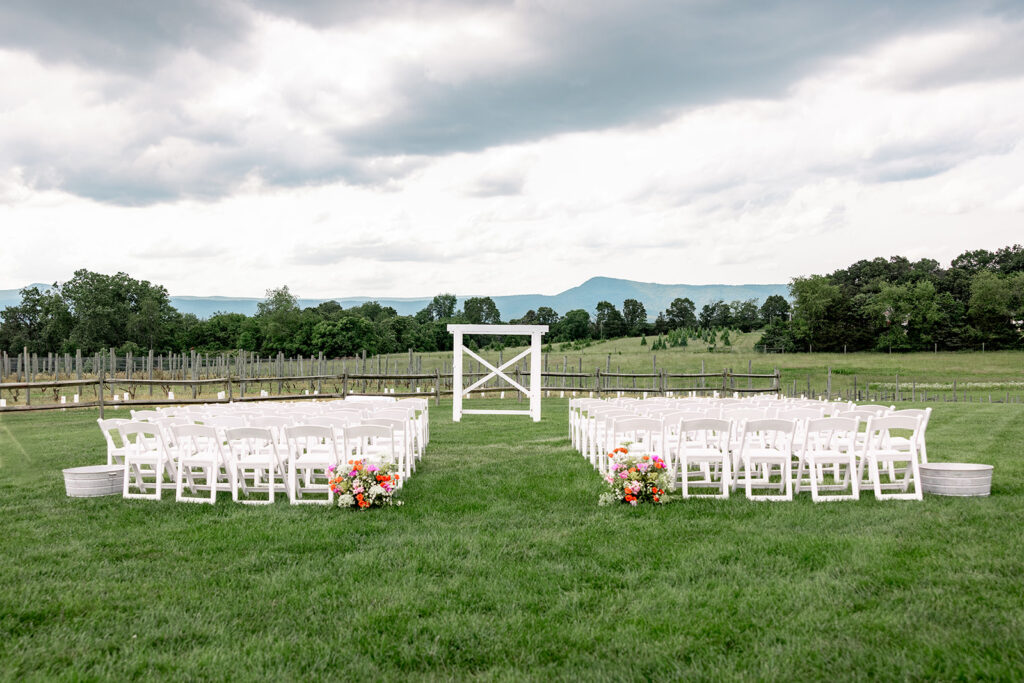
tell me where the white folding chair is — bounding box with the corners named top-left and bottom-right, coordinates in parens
top-left (859, 415), bottom-right (924, 501)
top-left (172, 424), bottom-right (236, 504)
top-left (676, 418), bottom-right (731, 499)
top-left (121, 422), bottom-right (173, 501)
top-left (736, 418), bottom-right (796, 502)
top-left (97, 418), bottom-right (130, 465)
top-left (343, 424), bottom-right (401, 479)
top-left (605, 417), bottom-right (665, 474)
top-left (362, 418), bottom-right (411, 477)
top-left (888, 408), bottom-right (932, 463)
top-left (225, 427), bottom-right (287, 505)
top-left (285, 425), bottom-right (339, 505)
top-left (795, 417), bottom-right (860, 502)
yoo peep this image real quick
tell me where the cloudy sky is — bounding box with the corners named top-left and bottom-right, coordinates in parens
top-left (1, 1), bottom-right (1022, 298)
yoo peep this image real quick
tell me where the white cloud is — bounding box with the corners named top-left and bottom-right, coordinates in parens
top-left (0, 12), bottom-right (1022, 300)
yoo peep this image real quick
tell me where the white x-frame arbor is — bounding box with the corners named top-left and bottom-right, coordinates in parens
top-left (447, 324), bottom-right (549, 422)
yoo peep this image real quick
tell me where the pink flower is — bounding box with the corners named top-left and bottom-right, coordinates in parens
top-left (629, 499), bottom-right (638, 506)
top-left (619, 471), bottom-right (628, 479)
top-left (350, 470), bottom-right (359, 477)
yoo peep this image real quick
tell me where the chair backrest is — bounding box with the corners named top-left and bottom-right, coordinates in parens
top-left (853, 404), bottom-right (894, 415)
top-left (370, 408), bottom-right (414, 421)
top-left (119, 421), bottom-right (165, 456)
top-left (836, 409), bottom-right (885, 422)
top-left (721, 407), bottom-right (769, 421)
top-left (205, 415), bottom-right (247, 430)
top-left (224, 427), bottom-right (284, 468)
top-left (775, 407), bottom-right (825, 421)
top-left (171, 424), bottom-right (222, 454)
top-left (284, 424), bottom-right (335, 441)
top-left (129, 409), bottom-right (160, 422)
top-left (889, 408), bottom-right (931, 443)
top-left (865, 414), bottom-right (921, 444)
top-left (98, 418), bottom-right (130, 450)
top-left (396, 398), bottom-right (428, 411)
top-left (803, 417), bottom-right (860, 453)
top-left (348, 423), bottom-right (397, 438)
top-left (284, 425), bottom-right (339, 460)
top-left (679, 418), bottom-right (731, 452)
top-left (307, 415), bottom-right (360, 431)
top-left (740, 418), bottom-right (796, 453)
top-left (343, 424), bottom-right (396, 461)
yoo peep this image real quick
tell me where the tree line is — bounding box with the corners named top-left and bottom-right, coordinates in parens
top-left (0, 269), bottom-right (787, 357)
top-left (757, 244), bottom-right (1024, 352)
top-left (2, 243), bottom-right (1019, 357)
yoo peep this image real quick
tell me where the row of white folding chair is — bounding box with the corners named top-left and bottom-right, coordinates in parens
top-left (119, 421), bottom-right (402, 505)
top-left (130, 401), bottom-right (426, 471)
top-left (591, 410), bottom-right (925, 503)
top-left (677, 414), bottom-right (925, 502)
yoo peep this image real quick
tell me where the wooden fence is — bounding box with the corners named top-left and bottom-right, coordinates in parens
top-left (0, 367), bottom-right (782, 416)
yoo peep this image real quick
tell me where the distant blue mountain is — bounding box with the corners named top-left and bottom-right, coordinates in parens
top-left (1, 277), bottom-right (789, 321)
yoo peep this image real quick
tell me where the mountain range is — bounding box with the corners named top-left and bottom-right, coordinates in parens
top-left (0, 277), bottom-right (788, 321)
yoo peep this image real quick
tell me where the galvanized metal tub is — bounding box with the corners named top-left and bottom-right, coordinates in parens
top-left (63, 464), bottom-right (124, 497)
top-left (919, 462), bottom-right (993, 497)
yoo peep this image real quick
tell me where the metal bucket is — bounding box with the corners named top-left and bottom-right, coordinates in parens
top-left (63, 464), bottom-right (124, 497)
top-left (919, 462), bottom-right (993, 497)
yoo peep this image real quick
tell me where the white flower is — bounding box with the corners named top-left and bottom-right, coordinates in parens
top-left (369, 485), bottom-right (386, 499)
top-left (337, 494), bottom-right (355, 508)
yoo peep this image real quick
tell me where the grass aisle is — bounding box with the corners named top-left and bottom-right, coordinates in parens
top-left (1, 400), bottom-right (1023, 679)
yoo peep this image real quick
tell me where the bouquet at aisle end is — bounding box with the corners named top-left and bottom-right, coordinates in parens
top-left (329, 460), bottom-right (403, 509)
top-left (599, 447), bottom-right (673, 506)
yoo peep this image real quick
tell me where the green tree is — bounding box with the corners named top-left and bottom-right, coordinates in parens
top-left (0, 286), bottom-right (72, 354)
top-left (698, 300), bottom-right (730, 329)
top-left (58, 270), bottom-right (177, 352)
top-left (664, 297), bottom-right (696, 329)
top-left (595, 301), bottom-right (626, 338)
top-left (789, 275), bottom-right (845, 351)
top-left (968, 270), bottom-right (1024, 347)
top-left (554, 309), bottom-right (591, 341)
top-left (256, 286), bottom-right (301, 354)
top-left (622, 298), bottom-right (647, 336)
top-left (311, 316), bottom-right (383, 356)
top-left (426, 293), bottom-right (458, 321)
top-left (729, 299), bottom-right (761, 332)
top-left (462, 296), bottom-right (501, 324)
top-left (759, 295), bottom-right (790, 326)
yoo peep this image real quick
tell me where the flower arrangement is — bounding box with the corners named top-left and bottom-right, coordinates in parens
top-left (599, 447), bottom-right (673, 506)
top-left (328, 459), bottom-right (403, 509)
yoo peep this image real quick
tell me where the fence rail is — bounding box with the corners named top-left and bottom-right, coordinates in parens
top-left (0, 368), bottom-right (782, 416)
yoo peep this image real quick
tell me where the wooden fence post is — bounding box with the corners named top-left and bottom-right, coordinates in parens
top-left (97, 366), bottom-right (105, 419)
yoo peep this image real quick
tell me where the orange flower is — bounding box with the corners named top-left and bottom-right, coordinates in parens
top-left (642, 455), bottom-right (650, 461)
top-left (653, 496), bottom-right (660, 502)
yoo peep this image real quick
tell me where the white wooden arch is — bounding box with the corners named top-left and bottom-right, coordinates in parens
top-left (447, 324), bottom-right (549, 422)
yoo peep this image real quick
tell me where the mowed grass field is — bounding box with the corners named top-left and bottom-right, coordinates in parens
top-left (1, 399), bottom-right (1023, 679)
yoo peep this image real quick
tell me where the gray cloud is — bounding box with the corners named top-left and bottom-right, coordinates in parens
top-left (340, 1), bottom-right (1024, 157)
top-left (3, 0), bottom-right (1023, 205)
top-left (0, 0), bottom-right (247, 74)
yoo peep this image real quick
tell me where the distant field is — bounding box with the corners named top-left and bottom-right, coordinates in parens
top-left (1, 400), bottom-right (1022, 678)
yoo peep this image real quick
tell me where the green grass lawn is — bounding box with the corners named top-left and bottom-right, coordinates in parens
top-left (1, 400), bottom-right (1023, 679)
